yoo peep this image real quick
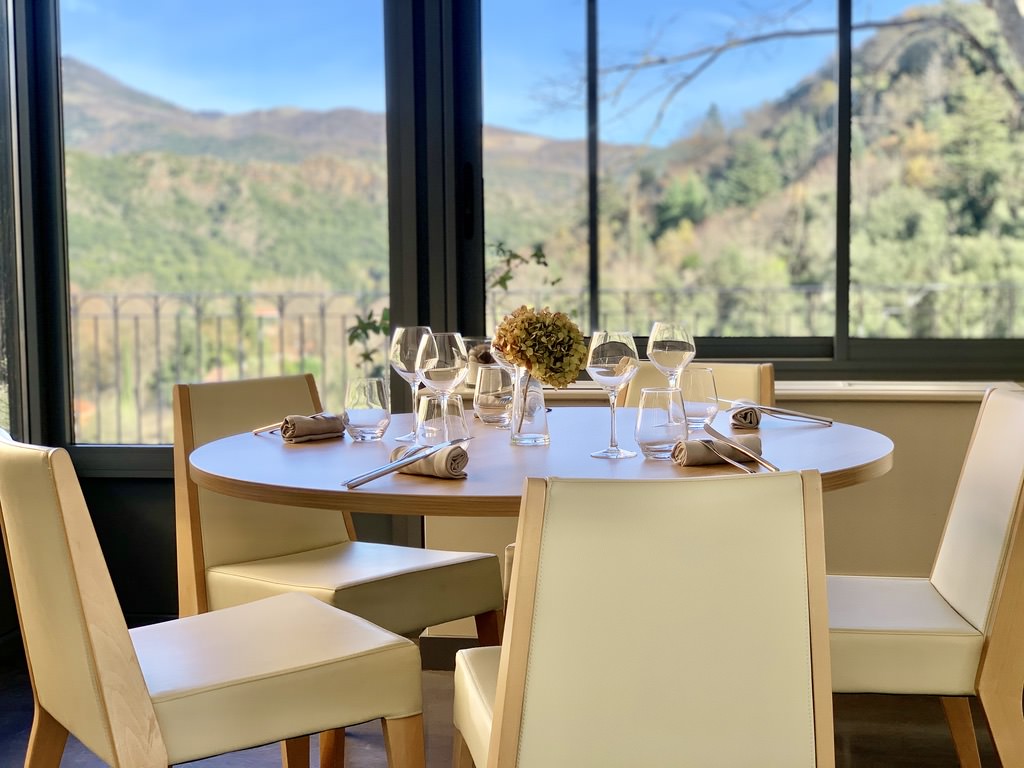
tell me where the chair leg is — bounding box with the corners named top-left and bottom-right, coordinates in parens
top-left (978, 684), bottom-right (1024, 767)
top-left (382, 714), bottom-right (426, 768)
top-left (281, 735), bottom-right (311, 768)
top-left (319, 727), bottom-right (345, 768)
top-left (474, 609), bottom-right (503, 646)
top-left (941, 696), bottom-right (982, 768)
top-left (452, 726), bottom-right (475, 768)
top-left (24, 702), bottom-right (67, 768)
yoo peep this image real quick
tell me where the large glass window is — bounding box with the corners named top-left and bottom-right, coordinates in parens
top-left (596, 0), bottom-right (838, 336)
top-left (850, 0), bottom-right (1024, 338)
top-left (481, 0), bottom-right (588, 331)
top-left (483, 0), bottom-right (838, 337)
top-left (59, 1), bottom-right (389, 443)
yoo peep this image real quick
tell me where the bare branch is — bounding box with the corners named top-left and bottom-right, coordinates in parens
top-left (601, 13), bottom-right (1024, 142)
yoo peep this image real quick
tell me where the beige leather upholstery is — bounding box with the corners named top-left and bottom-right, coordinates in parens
top-left (0, 435), bottom-right (426, 767)
top-left (619, 360), bottom-right (776, 407)
top-left (828, 387), bottom-right (1024, 765)
top-left (173, 374), bottom-right (504, 638)
top-left (828, 576), bottom-right (983, 694)
top-left (455, 472), bottom-right (833, 767)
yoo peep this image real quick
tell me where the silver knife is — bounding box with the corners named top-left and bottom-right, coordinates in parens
top-left (343, 437), bottom-right (473, 489)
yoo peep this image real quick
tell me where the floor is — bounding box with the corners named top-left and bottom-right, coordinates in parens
top-left (0, 665), bottom-right (1001, 766)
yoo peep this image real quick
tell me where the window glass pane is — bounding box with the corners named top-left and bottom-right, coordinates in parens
top-left (850, 0), bottom-right (1024, 338)
top-left (482, 0), bottom-right (589, 332)
top-left (598, 0), bottom-right (838, 336)
top-left (59, 1), bottom-right (388, 444)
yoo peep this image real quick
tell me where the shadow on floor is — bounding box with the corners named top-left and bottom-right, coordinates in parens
top-left (0, 666), bottom-right (1001, 766)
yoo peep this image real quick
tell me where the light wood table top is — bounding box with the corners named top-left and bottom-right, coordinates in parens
top-left (189, 407), bottom-right (894, 517)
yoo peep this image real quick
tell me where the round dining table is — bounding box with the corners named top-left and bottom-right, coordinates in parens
top-left (188, 406), bottom-right (894, 517)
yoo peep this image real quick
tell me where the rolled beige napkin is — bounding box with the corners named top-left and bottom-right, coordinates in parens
top-left (280, 413), bottom-right (348, 443)
top-left (671, 434), bottom-right (763, 466)
top-left (730, 405), bottom-right (762, 428)
top-left (389, 444), bottom-right (469, 479)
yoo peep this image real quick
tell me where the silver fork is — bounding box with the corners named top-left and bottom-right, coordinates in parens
top-left (699, 439), bottom-right (756, 473)
top-left (703, 421), bottom-right (781, 472)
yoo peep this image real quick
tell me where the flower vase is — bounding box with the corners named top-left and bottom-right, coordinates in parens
top-left (510, 366), bottom-right (550, 446)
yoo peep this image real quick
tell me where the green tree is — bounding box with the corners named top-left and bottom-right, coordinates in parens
top-left (712, 138), bottom-right (783, 209)
top-left (653, 173), bottom-right (709, 240)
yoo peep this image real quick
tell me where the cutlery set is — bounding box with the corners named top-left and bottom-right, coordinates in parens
top-left (343, 436), bottom-right (473, 489)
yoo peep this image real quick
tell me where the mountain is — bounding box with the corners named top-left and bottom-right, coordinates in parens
top-left (61, 56), bottom-right (614, 293)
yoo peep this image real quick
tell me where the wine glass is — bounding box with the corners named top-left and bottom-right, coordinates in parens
top-left (646, 321), bottom-right (695, 389)
top-left (415, 331), bottom-right (470, 443)
top-left (586, 331), bottom-right (640, 459)
top-left (389, 325), bottom-right (433, 442)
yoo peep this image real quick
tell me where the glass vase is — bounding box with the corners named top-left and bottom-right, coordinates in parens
top-left (510, 366), bottom-right (550, 446)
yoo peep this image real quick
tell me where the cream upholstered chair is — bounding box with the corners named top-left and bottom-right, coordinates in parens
top-left (619, 360), bottom-right (776, 407)
top-left (173, 374), bottom-right (503, 639)
top-left (174, 375), bottom-right (503, 766)
top-left (455, 472), bottom-right (834, 767)
top-left (829, 386), bottom-right (1024, 767)
top-left (0, 433), bottom-right (426, 768)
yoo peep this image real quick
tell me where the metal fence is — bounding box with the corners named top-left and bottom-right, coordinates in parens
top-left (66, 282), bottom-right (1023, 444)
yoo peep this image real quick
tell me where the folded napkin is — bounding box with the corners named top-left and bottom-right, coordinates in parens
top-left (730, 404), bottom-right (762, 428)
top-left (671, 435), bottom-right (763, 466)
top-left (389, 445), bottom-right (469, 479)
top-left (280, 412), bottom-right (348, 443)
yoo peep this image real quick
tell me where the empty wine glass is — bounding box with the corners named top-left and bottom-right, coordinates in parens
top-left (415, 332), bottom-right (469, 443)
top-left (646, 321), bottom-right (695, 389)
top-left (586, 331), bottom-right (640, 459)
top-left (389, 325), bottom-right (433, 442)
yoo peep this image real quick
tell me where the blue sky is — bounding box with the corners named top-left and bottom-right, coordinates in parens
top-left (59, 0), bottom-right (913, 147)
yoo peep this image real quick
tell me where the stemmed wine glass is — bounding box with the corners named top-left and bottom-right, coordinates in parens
top-left (586, 331), bottom-right (640, 459)
top-left (415, 331), bottom-right (470, 443)
top-left (646, 321), bottom-right (695, 389)
top-left (389, 326), bottom-right (433, 442)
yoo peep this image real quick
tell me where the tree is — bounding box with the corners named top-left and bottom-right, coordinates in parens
top-left (712, 139), bottom-right (782, 209)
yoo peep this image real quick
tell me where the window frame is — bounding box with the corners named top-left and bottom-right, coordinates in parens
top-left (5, 0), bottom-right (1023, 481)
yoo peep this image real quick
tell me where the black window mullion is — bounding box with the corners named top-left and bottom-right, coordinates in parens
top-left (835, 0), bottom-right (852, 363)
top-left (12, 0), bottom-right (72, 447)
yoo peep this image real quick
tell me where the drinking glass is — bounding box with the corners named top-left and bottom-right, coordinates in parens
top-left (416, 394), bottom-right (470, 446)
top-left (416, 332), bottom-right (469, 442)
top-left (586, 331), bottom-right (640, 459)
top-left (681, 366), bottom-right (719, 431)
top-left (389, 325), bottom-right (433, 442)
top-left (634, 387), bottom-right (688, 459)
top-left (473, 364), bottom-right (513, 427)
top-left (646, 321), bottom-right (696, 389)
top-left (344, 377), bottom-right (391, 441)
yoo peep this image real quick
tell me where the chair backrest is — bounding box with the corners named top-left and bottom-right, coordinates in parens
top-left (173, 374), bottom-right (350, 615)
top-left (491, 472), bottom-right (833, 767)
top-left (619, 361), bottom-right (776, 407)
top-left (930, 387), bottom-right (1024, 634)
top-left (0, 436), bottom-right (168, 766)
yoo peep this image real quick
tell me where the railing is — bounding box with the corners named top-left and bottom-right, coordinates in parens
top-left (63, 282), bottom-right (1024, 444)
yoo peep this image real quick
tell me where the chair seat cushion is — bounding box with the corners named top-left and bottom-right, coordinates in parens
top-left (828, 575), bottom-right (984, 695)
top-left (453, 646), bottom-right (500, 768)
top-left (131, 592), bottom-right (421, 765)
top-left (206, 540), bottom-right (504, 635)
